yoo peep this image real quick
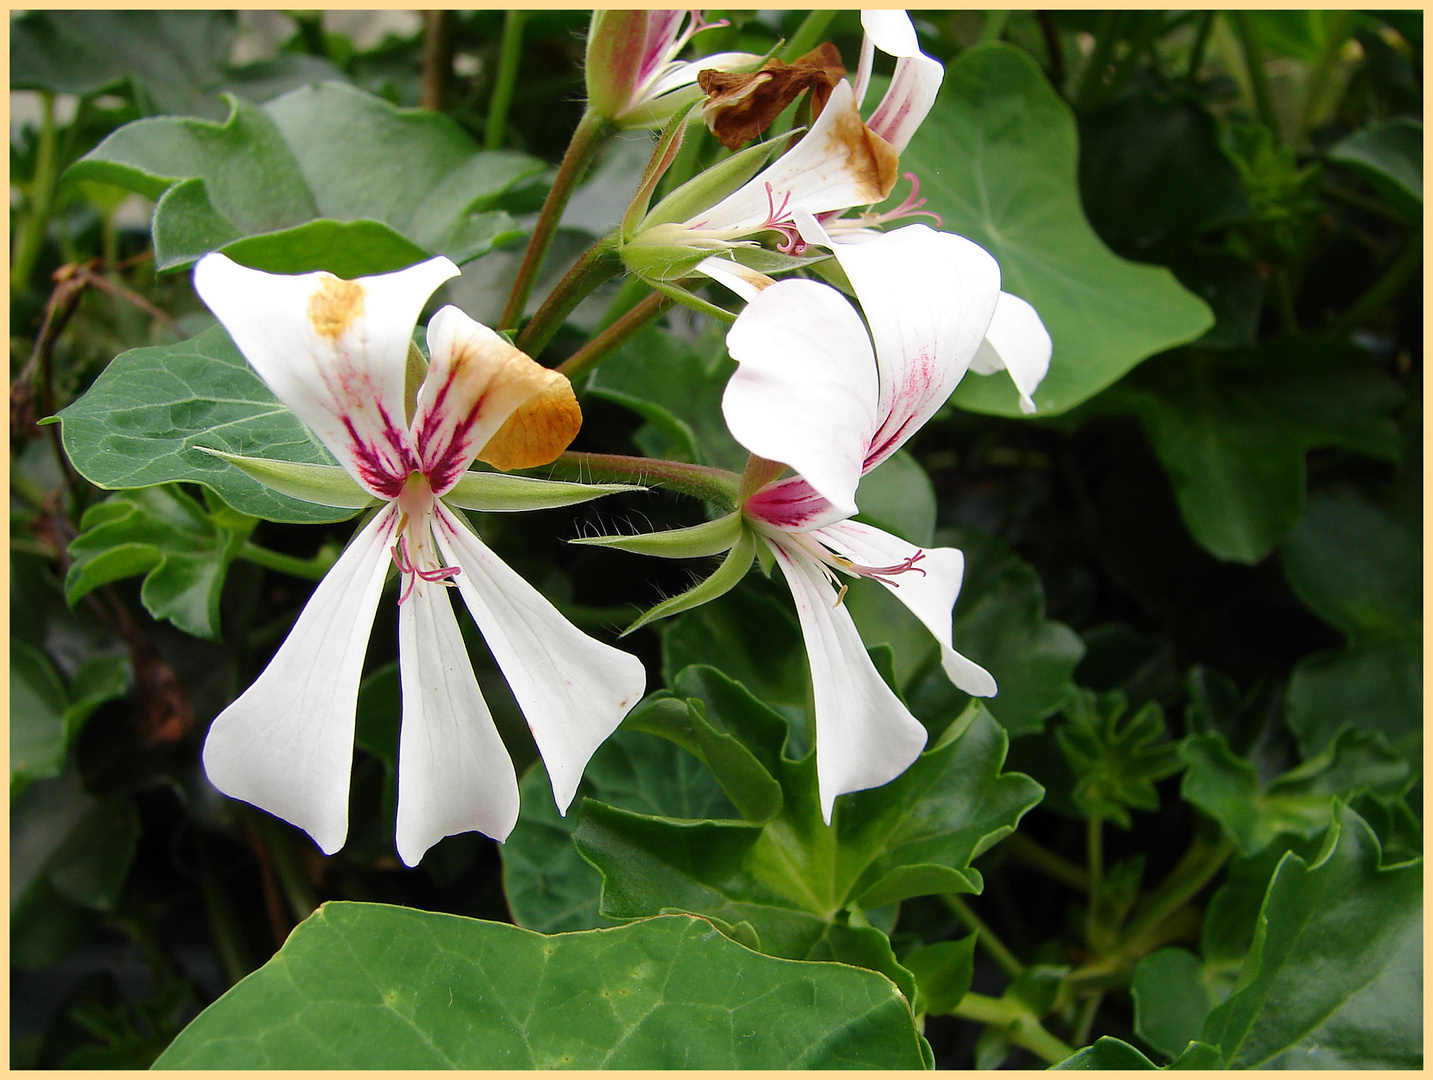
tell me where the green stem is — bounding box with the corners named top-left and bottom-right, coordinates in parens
top-left (195, 837), bottom-right (254, 986)
top-left (942, 894), bottom-right (1023, 978)
top-left (952, 992), bottom-right (1075, 1065)
top-left (500, 108), bottom-right (614, 331)
top-left (1084, 814), bottom-right (1104, 947)
top-left (979, 10), bottom-right (1011, 43)
top-left (553, 451), bottom-right (740, 508)
top-left (779, 9), bottom-right (839, 62)
top-left (558, 291), bottom-right (674, 383)
top-left (485, 10), bottom-right (527, 151)
top-left (1298, 10), bottom-right (1355, 146)
top-left (1326, 239), bottom-right (1421, 338)
top-left (12, 92), bottom-right (60, 293)
top-left (251, 814), bottom-right (319, 923)
top-left (514, 236), bottom-right (622, 358)
top-left (1073, 12), bottom-right (1119, 107)
top-left (1231, 11), bottom-right (1280, 138)
top-left (1072, 991), bottom-right (1104, 1047)
top-left (1273, 267), bottom-right (1300, 335)
top-left (239, 541), bottom-right (336, 581)
top-left (1186, 10), bottom-right (1215, 81)
top-left (1004, 832), bottom-right (1090, 891)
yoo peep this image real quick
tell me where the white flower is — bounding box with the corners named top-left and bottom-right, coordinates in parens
top-left (720, 218), bottom-right (1046, 820)
top-left (192, 254), bottom-right (645, 866)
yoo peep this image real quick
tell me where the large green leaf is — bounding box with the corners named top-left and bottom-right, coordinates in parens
top-left (503, 724), bottom-right (734, 934)
top-left (154, 906), bottom-right (930, 1069)
top-left (1284, 640), bottom-right (1423, 760)
top-left (1327, 118), bottom-right (1423, 221)
top-left (56, 325), bottom-right (360, 524)
top-left (1104, 339), bottom-right (1403, 562)
top-left (1180, 728), bottom-right (1409, 856)
top-left (67, 82), bottom-right (543, 273)
top-left (1200, 804), bottom-right (1422, 1068)
top-left (901, 43), bottom-right (1212, 417)
top-left (1131, 948), bottom-right (1216, 1062)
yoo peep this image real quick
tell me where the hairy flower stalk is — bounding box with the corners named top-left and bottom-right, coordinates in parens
top-left (193, 254), bottom-right (645, 865)
top-left (581, 216), bottom-right (1053, 819)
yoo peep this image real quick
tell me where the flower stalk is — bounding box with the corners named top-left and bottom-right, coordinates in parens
top-left (557, 291), bottom-right (675, 383)
top-left (515, 234), bottom-right (622, 357)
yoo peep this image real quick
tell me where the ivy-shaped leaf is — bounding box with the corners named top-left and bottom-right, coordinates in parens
top-left (56, 325), bottom-right (360, 525)
top-left (154, 907), bottom-right (931, 1069)
top-left (572, 668), bottom-right (1043, 998)
top-left (902, 43), bottom-right (1213, 418)
top-left (1199, 804), bottom-right (1421, 1068)
top-left (67, 82), bottom-right (543, 274)
top-left (1055, 689), bottom-right (1183, 828)
top-left (1180, 728), bottom-right (1409, 857)
top-left (65, 486), bottom-right (255, 639)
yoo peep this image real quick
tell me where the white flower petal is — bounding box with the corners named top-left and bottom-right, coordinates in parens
top-left (193, 253), bottom-right (458, 498)
top-left (768, 537), bottom-right (928, 823)
top-left (724, 279), bottom-right (878, 517)
top-left (817, 520), bottom-right (997, 697)
top-left (969, 291), bottom-right (1053, 415)
top-left (797, 217), bottom-right (1001, 473)
top-left (432, 502), bottom-right (645, 813)
top-left (858, 12), bottom-right (943, 154)
top-left (695, 255), bottom-right (772, 303)
top-left (692, 80), bottom-right (896, 234)
top-left (395, 579), bottom-right (520, 866)
top-left (201, 504), bottom-right (399, 854)
top-left (861, 10), bottom-right (923, 57)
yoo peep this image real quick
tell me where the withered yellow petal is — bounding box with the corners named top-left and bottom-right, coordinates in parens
top-left (477, 372), bottom-right (582, 471)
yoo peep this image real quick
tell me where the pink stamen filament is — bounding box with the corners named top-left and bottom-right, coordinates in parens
top-left (761, 183), bottom-right (806, 254)
top-left (391, 533), bottom-right (461, 604)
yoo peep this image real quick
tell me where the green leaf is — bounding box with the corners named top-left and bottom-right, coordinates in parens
top-left (1180, 729), bottom-right (1409, 857)
top-left (1280, 483), bottom-right (1421, 646)
top-left (1326, 118), bottom-right (1422, 219)
top-left (1285, 640), bottom-right (1423, 760)
top-left (853, 450), bottom-right (936, 548)
top-left (1200, 804), bottom-right (1422, 1068)
top-left (57, 326), bottom-right (362, 525)
top-left (574, 685), bottom-right (1042, 992)
top-left (853, 526), bottom-right (1083, 738)
top-left (68, 82), bottom-right (542, 273)
top-left (1077, 91), bottom-right (1259, 347)
top-left (902, 934), bottom-right (977, 1015)
top-left (11, 645), bottom-right (129, 799)
top-left (1054, 1034), bottom-right (1222, 1069)
top-left (13, 772), bottom-right (139, 916)
top-left (154, 907), bottom-right (930, 1068)
top-left (902, 43), bottom-right (1212, 418)
top-left (586, 320), bottom-right (745, 471)
top-left (65, 486), bottom-right (254, 639)
top-left (1055, 689), bottom-right (1183, 828)
top-left (502, 726), bottom-right (735, 934)
top-left (1131, 948), bottom-right (1215, 1062)
top-left (1107, 339), bottom-right (1404, 562)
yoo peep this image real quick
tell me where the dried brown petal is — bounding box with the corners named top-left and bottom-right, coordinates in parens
top-left (698, 42), bottom-right (846, 151)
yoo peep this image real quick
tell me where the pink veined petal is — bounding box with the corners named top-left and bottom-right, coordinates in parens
top-left (795, 215), bottom-right (1001, 474)
top-left (767, 536), bottom-right (928, 824)
top-left (817, 520), bottom-right (997, 697)
top-left (743, 474), bottom-right (846, 532)
top-left (193, 253), bottom-right (458, 499)
top-left (201, 504), bottom-right (400, 855)
top-left (860, 12), bottom-right (943, 153)
top-left (644, 51), bottom-right (759, 99)
top-left (432, 502), bottom-right (646, 814)
top-left (724, 279), bottom-right (878, 518)
top-left (969, 291), bottom-right (1053, 415)
top-left (691, 80), bottom-right (893, 234)
top-left (395, 577), bottom-right (520, 867)
top-left (851, 21), bottom-right (877, 107)
top-left (639, 10), bottom-right (688, 84)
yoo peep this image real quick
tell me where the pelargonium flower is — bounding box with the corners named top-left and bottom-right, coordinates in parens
top-left (586, 217), bottom-right (1051, 820)
top-left (585, 10), bottom-right (762, 129)
top-left (621, 10), bottom-right (945, 285)
top-left (192, 254), bottom-right (645, 865)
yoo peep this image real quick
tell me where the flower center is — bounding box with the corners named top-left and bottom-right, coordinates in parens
top-left (391, 473), bottom-right (461, 603)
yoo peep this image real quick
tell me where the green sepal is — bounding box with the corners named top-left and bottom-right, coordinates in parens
top-left (639, 129), bottom-right (798, 231)
top-left (196, 448), bottom-right (375, 509)
top-left (646, 274), bottom-right (739, 322)
top-left (622, 692), bottom-right (783, 823)
top-left (619, 235), bottom-right (725, 286)
top-left (443, 472), bottom-right (642, 512)
top-left (621, 526), bottom-right (757, 634)
top-left (571, 511), bottom-right (743, 558)
top-left (622, 101), bottom-right (697, 241)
